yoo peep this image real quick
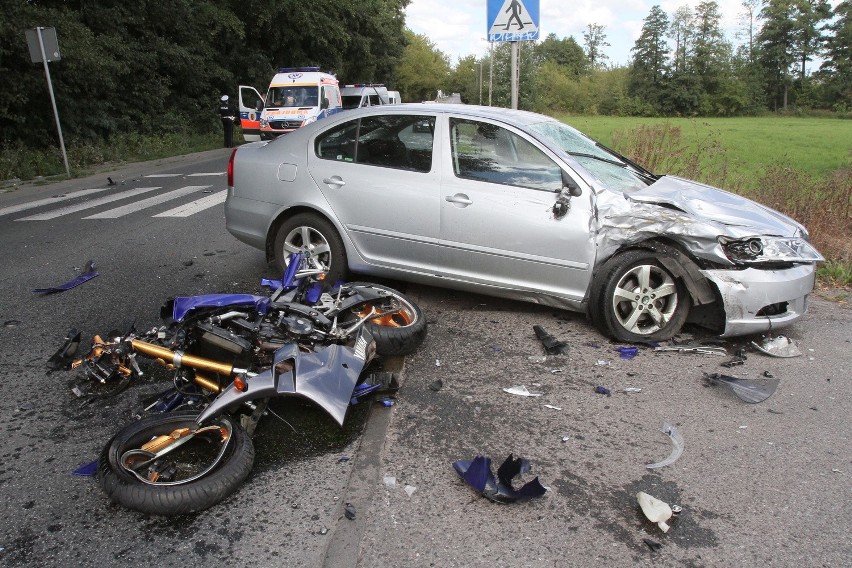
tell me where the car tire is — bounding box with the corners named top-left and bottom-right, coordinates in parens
top-left (273, 213), bottom-right (347, 284)
top-left (590, 250), bottom-right (690, 342)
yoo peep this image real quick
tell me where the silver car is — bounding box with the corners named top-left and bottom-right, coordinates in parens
top-left (224, 104), bottom-right (823, 341)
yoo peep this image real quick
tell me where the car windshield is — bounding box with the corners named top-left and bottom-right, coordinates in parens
top-left (266, 86), bottom-right (319, 108)
top-left (528, 121), bottom-right (653, 193)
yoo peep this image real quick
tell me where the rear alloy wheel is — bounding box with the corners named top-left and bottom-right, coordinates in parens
top-left (591, 251), bottom-right (690, 342)
top-left (273, 213), bottom-right (347, 283)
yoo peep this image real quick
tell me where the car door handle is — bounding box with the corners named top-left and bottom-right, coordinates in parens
top-left (322, 176), bottom-right (346, 188)
top-left (445, 194), bottom-right (473, 206)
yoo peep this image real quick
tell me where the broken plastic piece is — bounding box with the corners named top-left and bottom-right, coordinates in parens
top-left (646, 422), bottom-right (684, 469)
top-left (452, 454), bottom-right (547, 504)
top-left (751, 335), bottom-right (802, 358)
top-left (46, 328), bottom-right (81, 371)
top-left (33, 260), bottom-right (99, 294)
top-left (543, 404), bottom-right (562, 411)
top-left (72, 460), bottom-right (98, 477)
top-left (383, 475), bottom-right (397, 488)
top-left (655, 344), bottom-right (728, 355)
top-left (614, 346), bottom-right (639, 359)
top-left (594, 386), bottom-right (611, 396)
top-left (703, 373), bottom-right (780, 404)
top-left (503, 385), bottom-right (542, 397)
top-left (637, 491), bottom-right (674, 532)
top-left (404, 485), bottom-right (416, 497)
top-left (643, 538), bottom-right (662, 552)
top-left (532, 325), bottom-right (569, 355)
top-left (344, 503), bottom-right (356, 520)
top-left (623, 387), bottom-right (642, 394)
top-left (429, 379), bottom-right (443, 392)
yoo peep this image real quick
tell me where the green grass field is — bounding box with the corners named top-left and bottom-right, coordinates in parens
top-left (554, 115), bottom-right (852, 183)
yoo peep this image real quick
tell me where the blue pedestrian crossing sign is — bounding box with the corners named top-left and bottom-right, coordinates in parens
top-left (487, 0), bottom-right (539, 42)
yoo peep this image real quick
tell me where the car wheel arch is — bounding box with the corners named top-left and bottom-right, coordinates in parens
top-left (264, 206), bottom-right (345, 263)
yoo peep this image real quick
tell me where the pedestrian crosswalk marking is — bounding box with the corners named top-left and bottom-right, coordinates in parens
top-left (0, 187), bottom-right (112, 217)
top-left (153, 190), bottom-right (226, 217)
top-left (144, 173), bottom-right (182, 178)
top-left (186, 172), bottom-right (225, 177)
top-left (16, 187), bottom-right (161, 221)
top-left (83, 185), bottom-right (210, 219)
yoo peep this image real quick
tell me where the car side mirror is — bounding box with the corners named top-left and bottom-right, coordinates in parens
top-left (553, 171), bottom-right (582, 219)
top-left (321, 97), bottom-right (329, 110)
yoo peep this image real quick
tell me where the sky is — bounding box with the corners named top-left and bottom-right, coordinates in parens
top-left (404, 0), bottom-right (837, 69)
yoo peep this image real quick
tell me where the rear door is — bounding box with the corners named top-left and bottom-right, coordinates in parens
top-left (238, 85), bottom-right (264, 142)
top-left (307, 112), bottom-right (442, 270)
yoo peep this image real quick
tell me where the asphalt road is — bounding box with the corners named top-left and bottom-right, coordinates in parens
top-left (0, 150), bottom-right (849, 567)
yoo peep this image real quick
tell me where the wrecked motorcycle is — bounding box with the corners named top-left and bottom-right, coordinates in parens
top-left (63, 255), bottom-right (425, 514)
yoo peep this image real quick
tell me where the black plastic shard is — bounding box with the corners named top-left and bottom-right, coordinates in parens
top-left (47, 328), bottom-right (81, 371)
top-left (453, 454), bottom-right (547, 504)
top-left (704, 372), bottom-right (780, 404)
top-left (533, 325), bottom-right (569, 355)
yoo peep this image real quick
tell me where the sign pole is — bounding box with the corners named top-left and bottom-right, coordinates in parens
top-left (510, 41), bottom-right (518, 110)
top-left (488, 41), bottom-right (494, 106)
top-left (36, 27), bottom-right (70, 178)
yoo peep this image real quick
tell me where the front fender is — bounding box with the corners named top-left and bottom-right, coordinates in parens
top-left (196, 330), bottom-right (374, 427)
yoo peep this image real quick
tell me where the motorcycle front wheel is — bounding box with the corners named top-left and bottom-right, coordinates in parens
top-left (98, 411), bottom-right (254, 515)
top-left (342, 283), bottom-right (427, 356)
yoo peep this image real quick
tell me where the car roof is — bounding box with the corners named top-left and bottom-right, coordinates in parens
top-left (340, 103), bottom-right (560, 129)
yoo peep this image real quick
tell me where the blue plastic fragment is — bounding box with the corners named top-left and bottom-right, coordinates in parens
top-left (34, 260), bottom-right (99, 294)
top-left (595, 386), bottom-right (611, 396)
top-left (452, 454), bottom-right (547, 503)
top-left (171, 294), bottom-right (268, 321)
top-left (379, 397), bottom-right (395, 407)
top-left (305, 282), bottom-right (323, 304)
top-left (614, 346), bottom-right (639, 359)
top-left (72, 460), bottom-right (98, 477)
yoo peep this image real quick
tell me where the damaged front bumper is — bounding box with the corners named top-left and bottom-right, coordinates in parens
top-left (701, 263), bottom-right (816, 337)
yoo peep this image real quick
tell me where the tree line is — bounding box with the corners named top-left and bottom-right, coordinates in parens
top-left (2, 1), bottom-right (849, 156)
top-left (397, 1), bottom-right (851, 117)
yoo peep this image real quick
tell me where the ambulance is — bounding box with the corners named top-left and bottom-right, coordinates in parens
top-left (239, 67), bottom-right (342, 142)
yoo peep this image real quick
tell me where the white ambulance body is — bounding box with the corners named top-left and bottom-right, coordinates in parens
top-left (257, 67), bottom-right (342, 140)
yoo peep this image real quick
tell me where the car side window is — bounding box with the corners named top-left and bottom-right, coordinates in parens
top-left (356, 115), bottom-right (435, 173)
top-left (449, 118), bottom-right (563, 191)
top-left (315, 119), bottom-right (359, 162)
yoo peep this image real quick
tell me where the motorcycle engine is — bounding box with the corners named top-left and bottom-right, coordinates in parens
top-left (280, 316), bottom-right (313, 336)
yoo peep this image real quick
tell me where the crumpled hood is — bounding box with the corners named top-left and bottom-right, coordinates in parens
top-left (626, 176), bottom-right (805, 237)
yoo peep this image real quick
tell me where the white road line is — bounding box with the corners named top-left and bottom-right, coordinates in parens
top-left (144, 173), bottom-right (182, 178)
top-left (153, 190), bottom-right (226, 217)
top-left (0, 187), bottom-right (112, 217)
top-left (186, 172), bottom-right (225, 177)
top-left (16, 187), bottom-right (161, 221)
top-left (84, 185), bottom-right (210, 219)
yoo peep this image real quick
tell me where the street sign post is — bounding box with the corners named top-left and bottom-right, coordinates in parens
top-left (25, 27), bottom-right (70, 178)
top-left (486, 0), bottom-right (539, 109)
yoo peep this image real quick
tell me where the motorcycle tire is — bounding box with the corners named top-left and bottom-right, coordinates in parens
top-left (343, 283), bottom-right (427, 356)
top-left (98, 411), bottom-right (254, 516)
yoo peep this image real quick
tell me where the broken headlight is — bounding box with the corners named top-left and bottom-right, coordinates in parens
top-left (720, 236), bottom-right (824, 264)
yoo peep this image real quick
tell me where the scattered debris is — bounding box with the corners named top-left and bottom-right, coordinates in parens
top-left (528, 355), bottom-right (547, 363)
top-left (503, 385), bottom-right (543, 397)
top-left (646, 422), bottom-right (684, 469)
top-left (751, 335), bottom-right (802, 358)
top-left (655, 344), bottom-right (727, 355)
top-left (452, 454), bottom-right (547, 503)
top-left (721, 349), bottom-right (747, 367)
top-left (561, 436), bottom-right (571, 442)
top-left (107, 177), bottom-right (116, 186)
top-left (383, 476), bottom-right (397, 488)
top-left (623, 387), bottom-right (642, 394)
top-left (3, 320), bottom-right (22, 328)
top-left (46, 328), bottom-right (81, 371)
top-left (543, 404), bottom-right (562, 411)
top-left (33, 260), bottom-right (99, 294)
top-left (337, 456), bottom-right (350, 463)
top-left (549, 368), bottom-right (563, 374)
top-left (429, 379), bottom-right (443, 392)
top-left (533, 325), bottom-right (569, 355)
top-left (704, 373), bottom-right (780, 404)
top-left (637, 491), bottom-right (677, 532)
top-left (72, 460), bottom-right (98, 477)
top-left (763, 370), bottom-right (775, 378)
top-left (344, 503), bottom-right (356, 520)
top-left (595, 359), bottom-right (610, 367)
top-left (643, 538), bottom-right (662, 552)
top-left (378, 397), bottom-right (395, 407)
top-left (594, 386), bottom-right (611, 396)
top-left (614, 346), bottom-right (639, 359)
top-left (404, 485), bottom-right (417, 497)
top-left (435, 359), bottom-right (441, 367)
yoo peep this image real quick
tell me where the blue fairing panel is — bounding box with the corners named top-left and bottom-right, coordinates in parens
top-left (171, 294), bottom-right (270, 321)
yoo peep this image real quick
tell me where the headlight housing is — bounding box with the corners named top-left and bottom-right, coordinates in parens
top-left (720, 236), bottom-right (824, 264)
top-left (260, 118), bottom-right (268, 128)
